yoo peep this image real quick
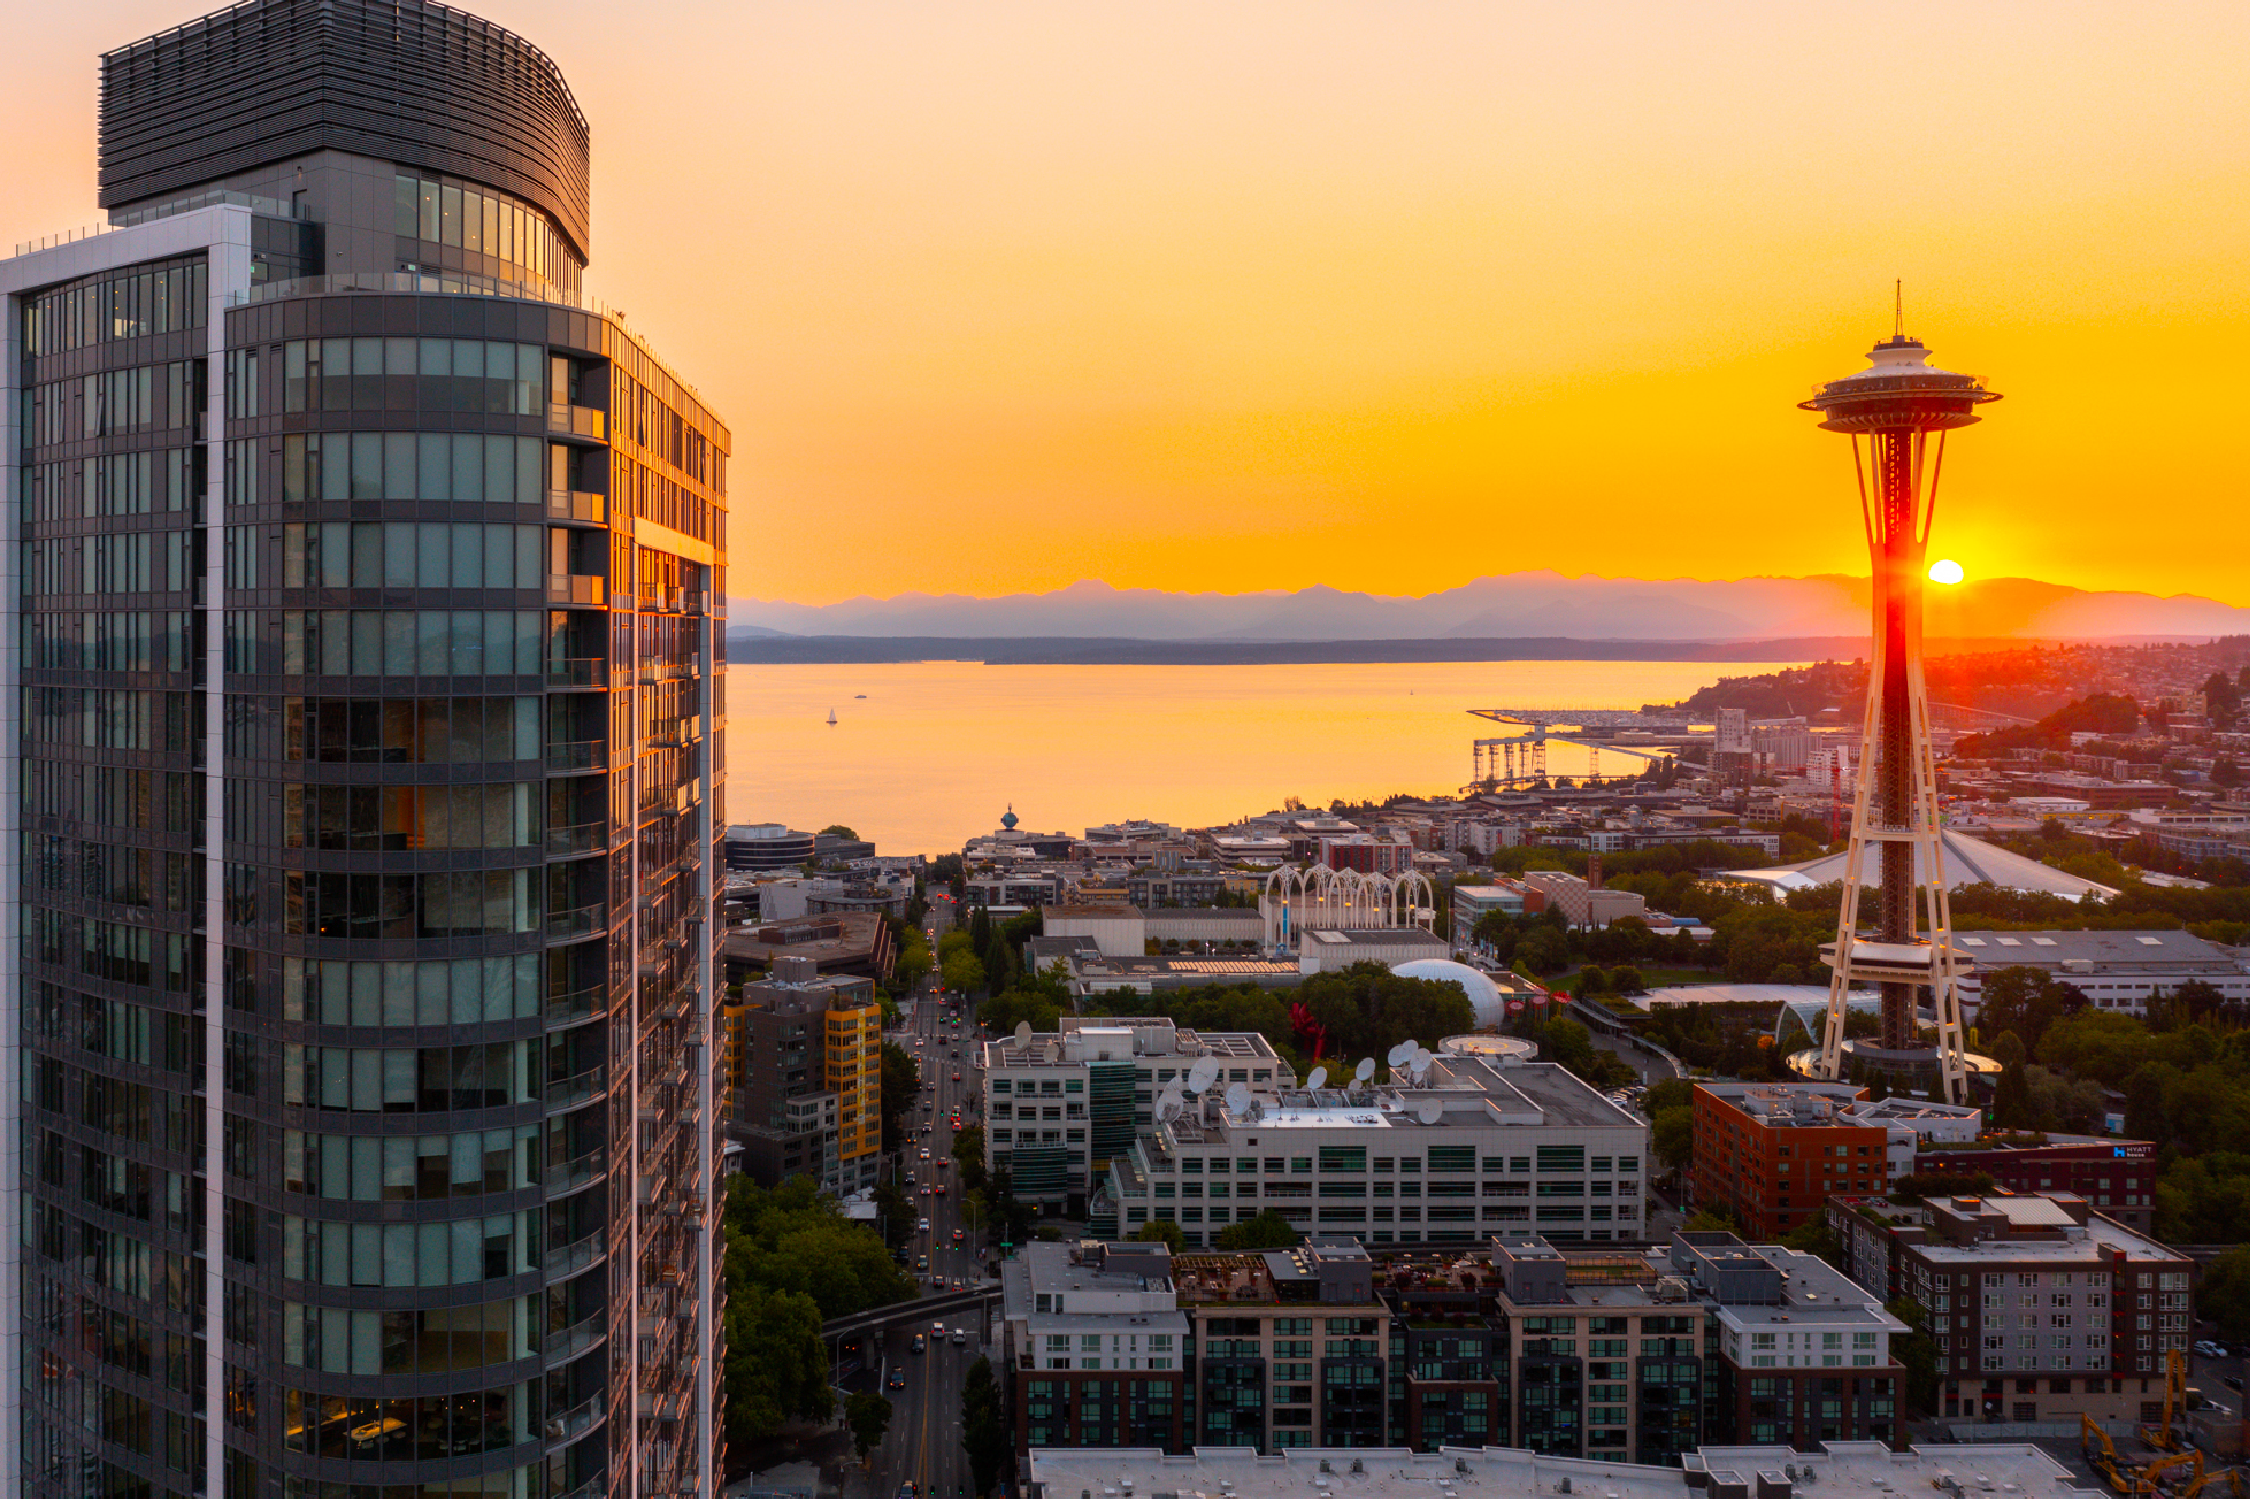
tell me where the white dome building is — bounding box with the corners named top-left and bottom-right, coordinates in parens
top-left (1389, 958), bottom-right (1509, 1030)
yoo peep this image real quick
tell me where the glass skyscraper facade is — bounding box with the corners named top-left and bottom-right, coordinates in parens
top-left (1, 5), bottom-right (726, 1499)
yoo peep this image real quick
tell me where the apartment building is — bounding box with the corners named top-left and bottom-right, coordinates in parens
top-left (1099, 1056), bottom-right (1648, 1250)
top-left (2, 2), bottom-right (728, 1492)
top-left (1177, 1241), bottom-right (1394, 1449)
top-left (1827, 1191), bottom-right (2192, 1426)
top-left (1481, 1235), bottom-right (1709, 1464)
top-left (724, 957), bottom-right (883, 1193)
top-left (985, 1019), bottom-right (1293, 1214)
top-left (1673, 1235), bottom-right (1907, 1450)
top-left (1003, 1240), bottom-right (1190, 1451)
top-left (1690, 1084), bottom-right (1894, 1239)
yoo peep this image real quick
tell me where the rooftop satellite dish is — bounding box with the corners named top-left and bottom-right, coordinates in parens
top-left (1187, 1058), bottom-right (1219, 1093)
top-left (1306, 1065), bottom-right (1329, 1093)
top-left (1354, 1057), bottom-right (1376, 1084)
top-left (1387, 1040), bottom-right (1417, 1066)
top-left (1157, 1083), bottom-right (1184, 1121)
top-left (1417, 1100), bottom-right (1444, 1125)
top-left (1014, 1021), bottom-right (1033, 1045)
top-left (1225, 1082), bottom-right (1252, 1114)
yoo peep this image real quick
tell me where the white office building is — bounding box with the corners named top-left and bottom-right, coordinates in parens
top-left (983, 1018), bottom-right (1293, 1211)
top-left (1095, 1054), bottom-right (1647, 1248)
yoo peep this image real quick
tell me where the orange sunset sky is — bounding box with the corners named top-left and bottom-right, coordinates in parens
top-left (5, 1), bottom-right (2246, 606)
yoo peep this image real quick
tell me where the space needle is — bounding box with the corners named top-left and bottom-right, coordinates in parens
top-left (1797, 298), bottom-right (1999, 1104)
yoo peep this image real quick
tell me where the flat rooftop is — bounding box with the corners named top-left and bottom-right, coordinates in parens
top-left (1028, 1441), bottom-right (2096, 1499)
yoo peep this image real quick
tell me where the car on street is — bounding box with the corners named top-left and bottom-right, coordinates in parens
top-left (887, 1368), bottom-right (906, 1390)
top-left (933, 1183), bottom-right (946, 1196)
top-left (918, 1216), bottom-right (931, 1231)
top-left (953, 1228), bottom-right (966, 1244)
top-left (2196, 1340), bottom-right (2227, 1357)
top-left (953, 1327), bottom-right (967, 1346)
top-left (910, 1333), bottom-right (926, 1354)
top-left (915, 1254), bottom-right (927, 1271)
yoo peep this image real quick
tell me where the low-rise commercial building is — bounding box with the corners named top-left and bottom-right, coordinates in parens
top-left (725, 822), bottom-right (817, 870)
top-left (985, 1019), bottom-right (1294, 1214)
top-left (1525, 870), bottom-right (1650, 929)
top-left (1825, 1190), bottom-right (2192, 1426)
top-left (1297, 927), bottom-right (1450, 971)
top-left (1953, 929), bottom-right (2250, 1014)
top-left (1101, 1056), bottom-right (1646, 1250)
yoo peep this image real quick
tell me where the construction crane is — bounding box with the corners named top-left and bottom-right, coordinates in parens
top-left (2083, 1415), bottom-right (2208, 1497)
top-left (1464, 711), bottom-right (1673, 794)
top-left (2144, 1347), bottom-right (2190, 1452)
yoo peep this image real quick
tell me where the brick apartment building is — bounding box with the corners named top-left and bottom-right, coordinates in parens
top-left (1691, 1083), bottom-right (1891, 1239)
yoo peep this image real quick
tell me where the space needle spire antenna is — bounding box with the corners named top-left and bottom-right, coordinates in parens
top-left (1797, 308), bottom-right (2000, 1105)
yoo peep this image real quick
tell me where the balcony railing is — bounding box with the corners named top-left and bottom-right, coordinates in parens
top-left (543, 1394), bottom-right (602, 1446)
top-left (545, 489), bottom-right (606, 524)
top-left (546, 575), bottom-right (605, 606)
top-left (545, 820), bottom-right (607, 857)
top-left (545, 1313), bottom-right (607, 1367)
top-left (545, 738), bottom-right (605, 772)
top-left (545, 1068), bottom-right (603, 1112)
top-left (543, 1233), bottom-right (604, 1280)
top-left (545, 983), bottom-right (605, 1028)
top-left (547, 403), bottom-right (606, 441)
top-left (544, 1152), bottom-right (603, 1198)
top-left (545, 903), bottom-right (606, 940)
top-left (546, 657), bottom-right (607, 688)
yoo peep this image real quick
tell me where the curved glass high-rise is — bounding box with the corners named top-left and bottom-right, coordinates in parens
top-left (0, 5), bottom-right (727, 1499)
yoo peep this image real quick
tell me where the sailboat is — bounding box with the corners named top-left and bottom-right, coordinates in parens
top-left (826, 708), bottom-right (838, 726)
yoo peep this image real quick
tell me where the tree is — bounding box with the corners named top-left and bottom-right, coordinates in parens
top-left (880, 1043), bottom-right (921, 1153)
top-left (1131, 1219), bottom-right (1185, 1252)
top-left (1780, 1217), bottom-right (1845, 1271)
top-left (1888, 1298), bottom-right (1940, 1419)
top-left (1681, 1204), bottom-right (1737, 1234)
top-left (1610, 965), bottom-right (1647, 995)
top-left (1214, 1211), bottom-right (1302, 1251)
top-left (1976, 967), bottom-right (2088, 1053)
top-left (1989, 1031), bottom-right (2033, 1130)
top-left (846, 1391), bottom-right (892, 1462)
top-left (1652, 1106), bottom-right (1695, 1175)
top-left (819, 824), bottom-right (861, 841)
top-left (961, 1357), bottom-right (1009, 1497)
top-left (941, 949), bottom-right (987, 995)
top-left (2193, 1246), bottom-right (2250, 1342)
top-left (723, 1284), bottom-right (831, 1450)
top-left (952, 1124), bottom-right (989, 1194)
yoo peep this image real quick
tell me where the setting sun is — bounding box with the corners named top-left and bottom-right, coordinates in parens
top-left (1929, 559), bottom-right (1967, 585)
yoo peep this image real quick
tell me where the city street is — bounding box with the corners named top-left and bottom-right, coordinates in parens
top-left (857, 987), bottom-right (989, 1499)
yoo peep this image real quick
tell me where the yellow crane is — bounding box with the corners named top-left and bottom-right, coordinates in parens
top-left (2083, 1414), bottom-right (2213, 1498)
top-left (2143, 1348), bottom-right (2190, 1453)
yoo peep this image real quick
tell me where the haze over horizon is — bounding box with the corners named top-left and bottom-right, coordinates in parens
top-left (726, 569), bottom-right (2250, 644)
top-left (9, 2), bottom-right (2245, 605)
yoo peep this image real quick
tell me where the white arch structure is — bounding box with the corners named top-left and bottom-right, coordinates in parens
top-left (1261, 866), bottom-right (1435, 948)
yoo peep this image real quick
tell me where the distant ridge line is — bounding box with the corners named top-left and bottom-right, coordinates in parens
top-left (718, 633), bottom-right (2120, 666)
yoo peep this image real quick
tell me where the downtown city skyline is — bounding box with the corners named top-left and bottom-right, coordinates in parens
top-left (6, 0), bottom-right (2245, 608)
